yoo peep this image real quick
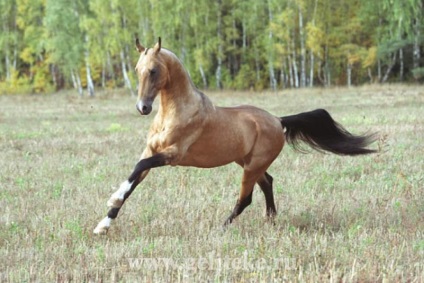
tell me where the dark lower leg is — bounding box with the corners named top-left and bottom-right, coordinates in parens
top-left (224, 190), bottom-right (253, 226)
top-left (258, 172), bottom-right (277, 217)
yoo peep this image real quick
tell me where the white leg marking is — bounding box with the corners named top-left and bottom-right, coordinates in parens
top-left (93, 217), bottom-right (112, 235)
top-left (108, 180), bottom-right (133, 208)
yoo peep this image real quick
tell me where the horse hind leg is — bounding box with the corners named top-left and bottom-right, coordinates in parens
top-left (223, 171), bottom-right (277, 227)
top-left (257, 172), bottom-right (277, 218)
top-left (224, 168), bottom-right (265, 226)
top-left (223, 196), bottom-right (253, 226)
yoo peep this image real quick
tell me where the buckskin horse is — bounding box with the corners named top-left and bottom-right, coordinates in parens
top-left (93, 38), bottom-right (377, 234)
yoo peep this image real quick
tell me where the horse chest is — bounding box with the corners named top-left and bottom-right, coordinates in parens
top-left (147, 128), bottom-right (170, 152)
top-left (147, 121), bottom-right (199, 153)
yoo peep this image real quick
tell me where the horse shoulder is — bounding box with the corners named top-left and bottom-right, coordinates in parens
top-left (146, 109), bottom-right (206, 162)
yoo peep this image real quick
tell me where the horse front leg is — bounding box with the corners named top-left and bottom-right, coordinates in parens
top-left (93, 149), bottom-right (166, 234)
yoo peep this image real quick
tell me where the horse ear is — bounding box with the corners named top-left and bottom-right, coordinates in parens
top-left (135, 38), bottom-right (145, 53)
top-left (154, 37), bottom-right (161, 54)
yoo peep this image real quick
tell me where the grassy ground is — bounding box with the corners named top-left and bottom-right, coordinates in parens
top-left (0, 85), bottom-right (423, 282)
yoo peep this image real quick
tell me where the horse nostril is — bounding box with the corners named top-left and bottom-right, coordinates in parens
top-left (143, 105), bottom-right (152, 115)
top-left (136, 101), bottom-right (152, 115)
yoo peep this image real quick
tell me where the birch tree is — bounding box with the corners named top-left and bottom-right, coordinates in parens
top-left (1, 0), bottom-right (423, 93)
top-left (44, 0), bottom-right (85, 95)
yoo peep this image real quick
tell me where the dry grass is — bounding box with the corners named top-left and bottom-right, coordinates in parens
top-left (0, 85), bottom-right (423, 282)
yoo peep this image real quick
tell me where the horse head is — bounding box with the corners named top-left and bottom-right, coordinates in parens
top-left (134, 37), bottom-right (169, 115)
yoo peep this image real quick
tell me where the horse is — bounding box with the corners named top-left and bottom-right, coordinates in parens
top-left (93, 38), bottom-right (378, 235)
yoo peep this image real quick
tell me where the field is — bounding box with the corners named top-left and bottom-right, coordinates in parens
top-left (1, 85), bottom-right (423, 282)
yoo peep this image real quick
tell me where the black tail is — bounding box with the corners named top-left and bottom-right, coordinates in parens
top-left (281, 109), bottom-right (378, 156)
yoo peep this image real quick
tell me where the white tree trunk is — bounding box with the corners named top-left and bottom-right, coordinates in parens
top-left (85, 35), bottom-right (95, 97)
top-left (50, 64), bottom-right (57, 88)
top-left (101, 65), bottom-right (106, 88)
top-left (199, 64), bottom-right (207, 89)
top-left (242, 21), bottom-right (247, 50)
top-left (347, 62), bottom-right (352, 87)
top-left (413, 17), bottom-right (421, 80)
top-left (107, 51), bottom-right (115, 82)
top-left (288, 55), bottom-right (294, 88)
top-left (267, 0), bottom-right (276, 90)
top-left (12, 47), bottom-right (17, 70)
top-left (5, 54), bottom-right (11, 81)
top-left (413, 41), bottom-right (420, 70)
top-left (298, 7), bottom-right (306, 87)
top-left (309, 52), bottom-right (314, 87)
top-left (76, 73), bottom-right (83, 97)
top-left (291, 52), bottom-right (299, 88)
top-left (399, 48), bottom-right (404, 81)
top-left (281, 61), bottom-right (288, 88)
top-left (324, 45), bottom-right (331, 87)
top-left (291, 29), bottom-right (299, 88)
top-left (120, 50), bottom-right (135, 96)
top-left (216, 0), bottom-right (223, 89)
top-left (86, 58), bottom-right (95, 97)
top-left (367, 68), bottom-right (373, 83)
top-left (382, 52), bottom-right (397, 83)
top-left (71, 70), bottom-right (77, 90)
top-left (71, 69), bottom-right (83, 96)
top-left (255, 45), bottom-right (261, 83)
top-left (309, 0), bottom-right (318, 87)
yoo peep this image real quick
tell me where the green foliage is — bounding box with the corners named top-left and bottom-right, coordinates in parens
top-left (0, 0), bottom-right (422, 94)
top-left (412, 67), bottom-right (424, 79)
top-left (44, 0), bottom-right (84, 73)
top-left (306, 24), bottom-right (325, 59)
top-left (0, 68), bottom-right (32, 94)
top-left (362, 47), bottom-right (378, 69)
top-left (234, 64), bottom-right (257, 90)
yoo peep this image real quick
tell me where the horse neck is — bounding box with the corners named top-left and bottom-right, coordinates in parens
top-left (159, 56), bottom-right (206, 117)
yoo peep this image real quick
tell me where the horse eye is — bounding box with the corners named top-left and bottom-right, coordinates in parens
top-left (149, 69), bottom-right (156, 75)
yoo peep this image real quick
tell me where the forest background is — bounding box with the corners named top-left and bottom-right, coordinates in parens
top-left (0, 0), bottom-right (422, 95)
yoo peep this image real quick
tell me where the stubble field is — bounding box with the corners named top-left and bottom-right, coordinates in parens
top-left (0, 85), bottom-right (423, 282)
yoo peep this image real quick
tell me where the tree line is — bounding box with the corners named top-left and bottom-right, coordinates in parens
top-left (0, 0), bottom-right (422, 95)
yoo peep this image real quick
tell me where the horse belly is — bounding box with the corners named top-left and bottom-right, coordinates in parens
top-left (177, 128), bottom-right (252, 168)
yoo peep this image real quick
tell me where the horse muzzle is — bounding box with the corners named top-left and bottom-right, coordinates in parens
top-left (136, 100), bottom-right (153, 115)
